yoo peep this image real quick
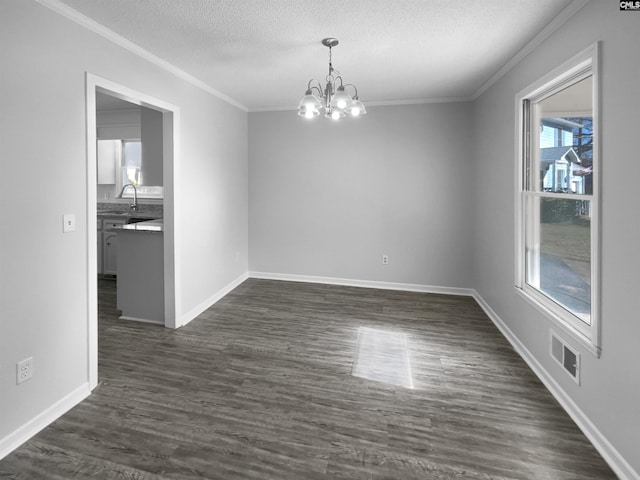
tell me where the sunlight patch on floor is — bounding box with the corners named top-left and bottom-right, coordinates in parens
top-left (351, 327), bottom-right (414, 389)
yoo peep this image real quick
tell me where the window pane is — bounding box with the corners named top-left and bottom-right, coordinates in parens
top-left (526, 197), bottom-right (591, 324)
top-left (123, 141), bottom-right (141, 168)
top-left (121, 141), bottom-right (142, 186)
top-left (529, 77), bottom-right (593, 195)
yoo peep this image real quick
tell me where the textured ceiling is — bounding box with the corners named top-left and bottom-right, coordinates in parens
top-left (58, 0), bottom-right (576, 111)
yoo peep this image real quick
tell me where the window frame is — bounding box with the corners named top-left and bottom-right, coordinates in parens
top-left (515, 43), bottom-right (601, 357)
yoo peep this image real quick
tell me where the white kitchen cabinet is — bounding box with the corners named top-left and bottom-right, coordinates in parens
top-left (103, 231), bottom-right (119, 275)
top-left (97, 232), bottom-right (103, 274)
top-left (102, 218), bottom-right (126, 275)
top-left (97, 140), bottom-right (121, 184)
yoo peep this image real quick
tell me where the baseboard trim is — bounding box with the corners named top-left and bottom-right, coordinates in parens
top-left (471, 291), bottom-right (639, 480)
top-left (119, 315), bottom-right (164, 325)
top-left (248, 271), bottom-right (475, 297)
top-left (179, 271), bottom-right (249, 327)
top-left (0, 383), bottom-right (91, 460)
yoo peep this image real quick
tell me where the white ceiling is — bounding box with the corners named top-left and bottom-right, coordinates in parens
top-left (96, 92), bottom-right (139, 111)
top-left (58, 0), bottom-right (579, 111)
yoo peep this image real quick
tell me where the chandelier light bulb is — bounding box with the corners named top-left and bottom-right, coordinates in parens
top-left (350, 97), bottom-right (367, 117)
top-left (331, 86), bottom-right (352, 110)
top-left (331, 110), bottom-right (341, 120)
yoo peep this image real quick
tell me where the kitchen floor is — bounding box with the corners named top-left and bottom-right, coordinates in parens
top-left (0, 279), bottom-right (617, 479)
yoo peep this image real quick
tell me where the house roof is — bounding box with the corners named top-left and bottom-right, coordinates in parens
top-left (540, 146), bottom-right (581, 164)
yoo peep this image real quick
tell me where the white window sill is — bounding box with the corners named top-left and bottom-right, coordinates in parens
top-left (515, 285), bottom-right (600, 358)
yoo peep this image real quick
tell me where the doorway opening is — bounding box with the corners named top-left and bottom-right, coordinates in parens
top-left (85, 73), bottom-right (181, 390)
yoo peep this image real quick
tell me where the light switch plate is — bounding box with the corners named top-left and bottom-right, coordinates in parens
top-left (63, 213), bottom-right (76, 233)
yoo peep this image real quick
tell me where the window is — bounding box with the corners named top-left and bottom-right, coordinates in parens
top-left (121, 140), bottom-right (142, 187)
top-left (117, 141), bottom-right (163, 199)
top-left (516, 45), bottom-right (600, 355)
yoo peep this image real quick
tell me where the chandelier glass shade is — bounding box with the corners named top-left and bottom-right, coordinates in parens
top-left (298, 38), bottom-right (367, 120)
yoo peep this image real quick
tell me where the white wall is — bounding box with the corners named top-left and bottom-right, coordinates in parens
top-left (0, 0), bottom-right (247, 451)
top-left (249, 103), bottom-right (473, 289)
top-left (471, 1), bottom-right (640, 477)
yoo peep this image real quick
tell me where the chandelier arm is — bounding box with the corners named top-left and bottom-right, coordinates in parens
top-left (343, 83), bottom-right (359, 97)
top-left (307, 79), bottom-right (323, 93)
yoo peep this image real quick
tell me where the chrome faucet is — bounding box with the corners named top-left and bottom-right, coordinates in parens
top-left (118, 184), bottom-right (138, 211)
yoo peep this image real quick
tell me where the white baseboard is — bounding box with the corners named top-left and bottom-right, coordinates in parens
top-left (248, 271), bottom-right (475, 297)
top-left (119, 315), bottom-right (164, 325)
top-left (179, 271), bottom-right (249, 327)
top-left (472, 291), bottom-right (639, 480)
top-left (0, 383), bottom-right (91, 460)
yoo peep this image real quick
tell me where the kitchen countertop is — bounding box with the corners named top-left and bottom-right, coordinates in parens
top-left (116, 219), bottom-right (163, 233)
top-left (98, 210), bottom-right (157, 220)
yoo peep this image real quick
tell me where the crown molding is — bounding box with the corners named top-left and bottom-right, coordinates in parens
top-left (472, 0), bottom-right (591, 100)
top-left (249, 95), bottom-right (474, 113)
top-left (34, 0), bottom-right (248, 112)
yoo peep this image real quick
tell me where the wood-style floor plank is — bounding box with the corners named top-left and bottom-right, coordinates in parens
top-left (0, 278), bottom-right (617, 479)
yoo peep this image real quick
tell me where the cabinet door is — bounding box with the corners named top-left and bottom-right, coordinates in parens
top-left (97, 140), bottom-right (121, 184)
top-left (103, 232), bottom-right (119, 275)
top-left (97, 233), bottom-right (103, 274)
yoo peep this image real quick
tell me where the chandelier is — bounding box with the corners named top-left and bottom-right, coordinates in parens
top-left (298, 38), bottom-right (367, 120)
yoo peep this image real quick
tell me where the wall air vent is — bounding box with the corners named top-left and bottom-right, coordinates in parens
top-left (550, 331), bottom-right (580, 384)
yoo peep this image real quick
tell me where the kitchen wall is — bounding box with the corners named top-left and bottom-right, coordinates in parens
top-left (140, 106), bottom-right (163, 186)
top-left (0, 0), bottom-right (248, 454)
top-left (249, 103), bottom-right (474, 290)
top-left (96, 106), bottom-right (141, 140)
top-left (96, 100), bottom-right (163, 200)
top-left (471, 1), bottom-right (640, 477)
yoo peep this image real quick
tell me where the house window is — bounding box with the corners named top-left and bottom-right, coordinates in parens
top-left (516, 45), bottom-right (600, 355)
top-left (120, 140), bottom-right (142, 188)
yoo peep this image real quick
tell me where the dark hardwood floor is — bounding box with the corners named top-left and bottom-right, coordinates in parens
top-left (0, 278), bottom-right (617, 479)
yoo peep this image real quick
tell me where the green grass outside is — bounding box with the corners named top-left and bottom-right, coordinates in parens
top-left (541, 221), bottom-right (590, 262)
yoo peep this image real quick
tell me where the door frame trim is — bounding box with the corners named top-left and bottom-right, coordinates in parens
top-left (85, 73), bottom-right (181, 389)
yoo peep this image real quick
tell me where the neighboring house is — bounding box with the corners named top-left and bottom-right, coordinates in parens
top-left (540, 146), bottom-right (583, 193)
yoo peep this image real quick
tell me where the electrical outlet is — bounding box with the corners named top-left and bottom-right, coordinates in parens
top-left (17, 357), bottom-right (34, 384)
top-left (382, 255), bottom-right (389, 265)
